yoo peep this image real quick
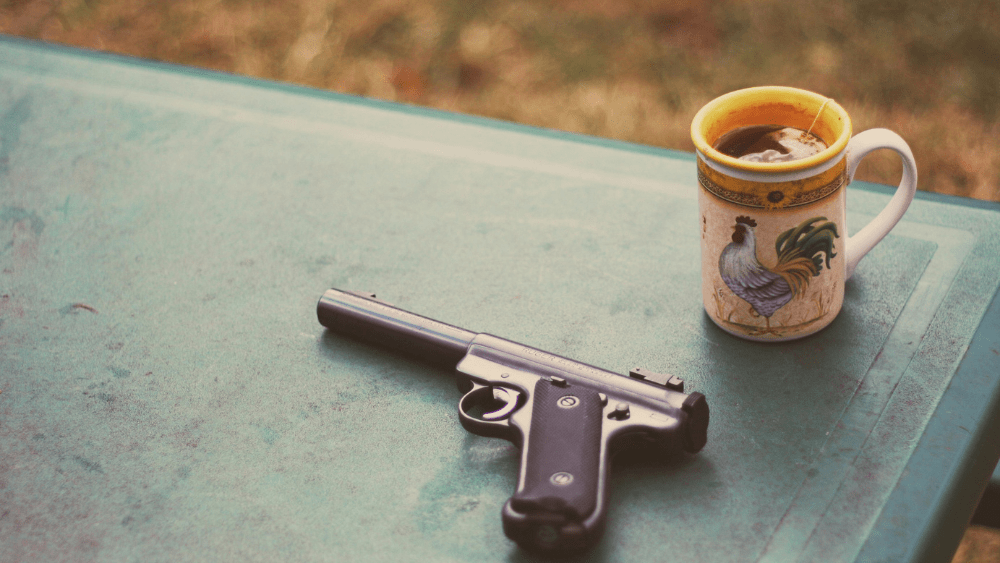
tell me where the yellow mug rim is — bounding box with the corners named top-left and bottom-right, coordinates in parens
top-left (691, 86), bottom-right (852, 173)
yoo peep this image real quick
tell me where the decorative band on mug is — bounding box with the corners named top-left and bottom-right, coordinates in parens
top-left (697, 168), bottom-right (847, 209)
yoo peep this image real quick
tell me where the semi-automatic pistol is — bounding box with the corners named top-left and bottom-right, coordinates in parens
top-left (317, 288), bottom-right (709, 553)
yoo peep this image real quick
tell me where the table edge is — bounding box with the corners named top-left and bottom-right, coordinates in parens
top-left (858, 282), bottom-right (1000, 562)
top-left (4, 33), bottom-right (999, 212)
top-left (0, 33), bottom-right (699, 164)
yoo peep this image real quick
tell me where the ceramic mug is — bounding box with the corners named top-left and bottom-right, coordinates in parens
top-left (690, 86), bottom-right (917, 341)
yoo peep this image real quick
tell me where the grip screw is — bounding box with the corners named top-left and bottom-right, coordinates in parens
top-left (557, 395), bottom-right (579, 409)
top-left (550, 472), bottom-right (574, 486)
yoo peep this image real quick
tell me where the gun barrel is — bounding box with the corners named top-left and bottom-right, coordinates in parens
top-left (317, 288), bottom-right (476, 367)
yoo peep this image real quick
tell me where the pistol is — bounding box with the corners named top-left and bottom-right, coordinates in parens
top-left (316, 288), bottom-right (709, 553)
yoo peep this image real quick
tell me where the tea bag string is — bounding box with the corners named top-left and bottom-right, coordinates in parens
top-left (803, 98), bottom-right (832, 140)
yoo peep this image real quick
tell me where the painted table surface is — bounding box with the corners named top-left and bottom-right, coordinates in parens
top-left (1, 37), bottom-right (999, 563)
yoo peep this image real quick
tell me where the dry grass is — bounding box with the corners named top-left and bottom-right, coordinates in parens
top-left (2, 1), bottom-right (1000, 560)
top-left (953, 525), bottom-right (1000, 563)
top-left (3, 0), bottom-right (999, 201)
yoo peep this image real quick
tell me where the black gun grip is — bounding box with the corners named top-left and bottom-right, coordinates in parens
top-left (506, 378), bottom-right (604, 551)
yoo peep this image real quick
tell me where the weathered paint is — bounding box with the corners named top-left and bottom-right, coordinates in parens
top-left (0, 37), bottom-right (999, 563)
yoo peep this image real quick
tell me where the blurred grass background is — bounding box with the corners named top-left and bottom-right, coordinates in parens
top-left (3, 0), bottom-right (998, 201)
top-left (2, 0), bottom-right (999, 560)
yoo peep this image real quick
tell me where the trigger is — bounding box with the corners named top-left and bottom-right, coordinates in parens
top-left (483, 387), bottom-right (521, 421)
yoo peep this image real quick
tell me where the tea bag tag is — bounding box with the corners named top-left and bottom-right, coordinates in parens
top-left (803, 98), bottom-right (833, 141)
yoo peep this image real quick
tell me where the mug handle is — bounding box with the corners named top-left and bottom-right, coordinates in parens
top-left (844, 128), bottom-right (918, 280)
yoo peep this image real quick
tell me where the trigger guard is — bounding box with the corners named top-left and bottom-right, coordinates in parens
top-left (458, 385), bottom-right (520, 441)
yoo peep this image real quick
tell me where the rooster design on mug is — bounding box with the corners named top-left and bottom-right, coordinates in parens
top-left (718, 216), bottom-right (839, 331)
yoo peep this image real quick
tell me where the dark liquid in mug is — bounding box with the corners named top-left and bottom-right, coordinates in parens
top-left (713, 124), bottom-right (828, 163)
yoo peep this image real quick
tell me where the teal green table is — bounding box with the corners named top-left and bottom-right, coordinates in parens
top-left (1, 36), bottom-right (998, 563)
